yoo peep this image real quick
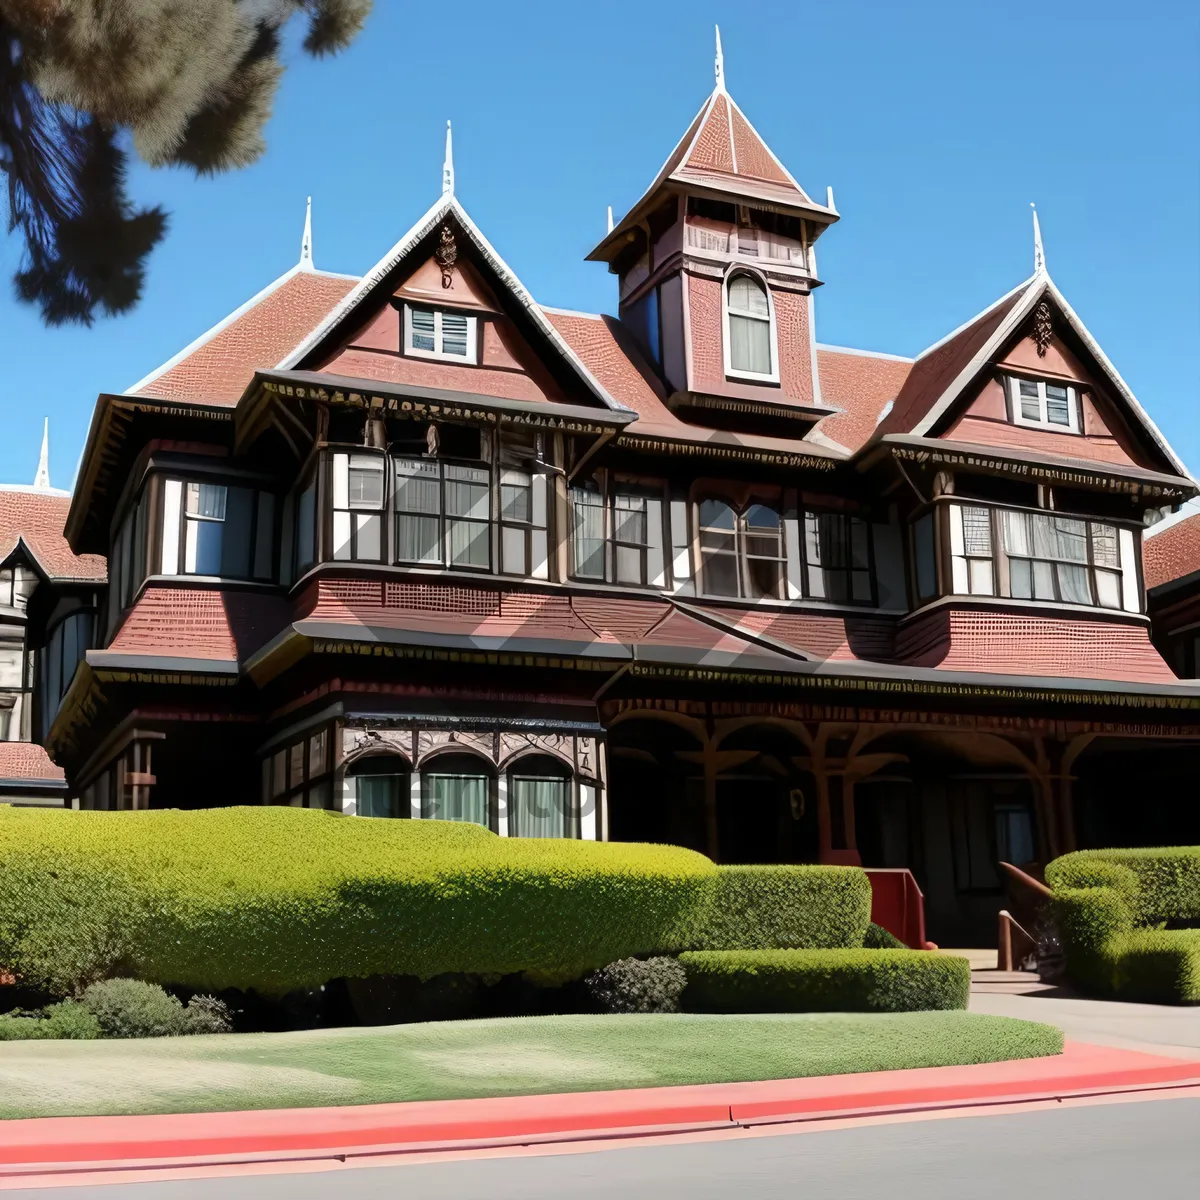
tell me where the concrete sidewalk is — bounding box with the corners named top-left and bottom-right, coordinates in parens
top-left (970, 990), bottom-right (1200, 1060)
top-left (2, 1042), bottom-right (1198, 1184)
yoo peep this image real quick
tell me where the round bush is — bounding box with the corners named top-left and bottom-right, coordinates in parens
top-left (80, 979), bottom-right (192, 1038)
top-left (585, 957), bottom-right (687, 1014)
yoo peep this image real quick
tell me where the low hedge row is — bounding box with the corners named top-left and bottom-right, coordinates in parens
top-left (0, 806), bottom-right (717, 994)
top-left (683, 864), bottom-right (871, 951)
top-left (1045, 848), bottom-right (1200, 1004)
top-left (680, 950), bottom-right (970, 1013)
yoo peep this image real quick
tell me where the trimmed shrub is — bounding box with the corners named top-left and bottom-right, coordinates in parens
top-left (1046, 847), bottom-right (1200, 1004)
top-left (0, 1000), bottom-right (101, 1041)
top-left (685, 865), bottom-right (871, 951)
top-left (81, 979), bottom-right (192, 1038)
top-left (0, 807), bottom-right (717, 995)
top-left (585, 957), bottom-right (687, 1014)
top-left (863, 922), bottom-right (906, 950)
top-left (680, 949), bottom-right (970, 1013)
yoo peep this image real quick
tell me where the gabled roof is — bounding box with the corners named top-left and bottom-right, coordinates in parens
top-left (0, 489), bottom-right (106, 582)
top-left (873, 271), bottom-right (1191, 478)
top-left (588, 78), bottom-right (837, 264)
top-left (280, 193), bottom-right (630, 414)
top-left (1144, 500), bottom-right (1200, 590)
top-left (128, 267), bottom-right (357, 407)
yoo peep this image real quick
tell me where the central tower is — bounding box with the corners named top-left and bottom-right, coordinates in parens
top-left (588, 30), bottom-right (839, 437)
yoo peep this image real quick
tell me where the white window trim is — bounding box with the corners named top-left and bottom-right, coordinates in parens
top-left (1008, 376), bottom-right (1080, 433)
top-left (721, 269), bottom-right (779, 384)
top-left (403, 304), bottom-right (479, 364)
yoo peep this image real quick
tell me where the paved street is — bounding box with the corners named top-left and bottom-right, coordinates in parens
top-left (9, 1096), bottom-right (1198, 1200)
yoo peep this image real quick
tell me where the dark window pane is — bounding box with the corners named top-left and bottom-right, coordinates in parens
top-left (221, 486), bottom-right (254, 577)
top-left (703, 551), bottom-right (740, 596)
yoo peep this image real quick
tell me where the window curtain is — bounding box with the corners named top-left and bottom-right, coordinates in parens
top-left (571, 487), bottom-right (606, 578)
top-left (510, 776), bottom-right (568, 838)
top-left (1003, 512), bottom-right (1091, 603)
top-left (444, 464), bottom-right (490, 568)
top-left (356, 773), bottom-right (405, 819)
top-left (395, 459), bottom-right (442, 563)
top-left (727, 276), bottom-right (771, 374)
top-left (423, 773), bottom-right (489, 825)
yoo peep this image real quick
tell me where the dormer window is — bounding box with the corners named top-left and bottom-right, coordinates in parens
top-left (1008, 377), bottom-right (1079, 432)
top-left (723, 273), bottom-right (777, 381)
top-left (403, 305), bottom-right (478, 363)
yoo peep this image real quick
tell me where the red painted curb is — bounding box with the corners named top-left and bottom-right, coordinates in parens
top-left (2, 1042), bottom-right (1198, 1174)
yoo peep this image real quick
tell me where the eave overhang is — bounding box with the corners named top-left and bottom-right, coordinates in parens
top-left (857, 434), bottom-right (1198, 503)
top-left (235, 369), bottom-right (638, 456)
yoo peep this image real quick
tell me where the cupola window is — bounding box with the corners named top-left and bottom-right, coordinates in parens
top-left (724, 273), bottom-right (776, 380)
top-left (403, 305), bottom-right (478, 363)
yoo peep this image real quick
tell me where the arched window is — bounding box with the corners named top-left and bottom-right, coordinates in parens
top-left (506, 753), bottom-right (573, 838)
top-left (348, 754), bottom-right (410, 819)
top-left (725, 273), bottom-right (774, 378)
top-left (699, 501), bottom-right (786, 600)
top-left (420, 752), bottom-right (492, 826)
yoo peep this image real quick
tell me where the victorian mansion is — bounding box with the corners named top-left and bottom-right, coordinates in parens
top-left (14, 45), bottom-right (1200, 942)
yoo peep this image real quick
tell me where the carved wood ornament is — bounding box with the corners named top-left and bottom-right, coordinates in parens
top-left (435, 224), bottom-right (458, 289)
top-left (1033, 301), bottom-right (1054, 358)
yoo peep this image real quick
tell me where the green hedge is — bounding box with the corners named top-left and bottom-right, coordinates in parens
top-left (1045, 847), bottom-right (1200, 1004)
top-left (680, 950), bottom-right (970, 1013)
top-left (684, 864), bottom-right (871, 951)
top-left (0, 806), bottom-right (717, 995)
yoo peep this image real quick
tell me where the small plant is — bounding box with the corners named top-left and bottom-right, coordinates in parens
top-left (585, 956), bottom-right (687, 1014)
top-left (182, 994), bottom-right (234, 1035)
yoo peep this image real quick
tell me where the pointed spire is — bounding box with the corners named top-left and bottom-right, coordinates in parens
top-left (714, 25), bottom-right (726, 91)
top-left (826, 185), bottom-right (837, 214)
top-left (1031, 202), bottom-right (1046, 275)
top-left (606, 205), bottom-right (614, 234)
top-left (299, 196), bottom-right (314, 271)
top-left (442, 121), bottom-right (455, 196)
top-left (34, 418), bottom-right (50, 490)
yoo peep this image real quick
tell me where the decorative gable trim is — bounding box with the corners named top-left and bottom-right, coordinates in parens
top-left (278, 195), bottom-right (629, 414)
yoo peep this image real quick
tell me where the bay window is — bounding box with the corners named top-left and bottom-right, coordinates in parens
top-left (804, 513), bottom-right (873, 603)
top-left (945, 503), bottom-right (1137, 611)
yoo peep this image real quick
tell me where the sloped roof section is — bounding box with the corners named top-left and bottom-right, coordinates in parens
top-left (875, 281), bottom-right (1031, 439)
top-left (814, 346), bottom-right (914, 453)
top-left (0, 490), bottom-right (106, 582)
top-left (1144, 504), bottom-right (1200, 589)
top-left (129, 269), bottom-right (357, 406)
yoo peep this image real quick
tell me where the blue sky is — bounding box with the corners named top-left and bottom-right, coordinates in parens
top-left (1, 0), bottom-right (1196, 486)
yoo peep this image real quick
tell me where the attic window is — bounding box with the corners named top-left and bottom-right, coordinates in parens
top-left (403, 305), bottom-right (478, 363)
top-left (1008, 377), bottom-right (1079, 433)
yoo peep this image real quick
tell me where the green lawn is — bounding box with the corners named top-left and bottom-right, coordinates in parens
top-left (0, 1012), bottom-right (1062, 1120)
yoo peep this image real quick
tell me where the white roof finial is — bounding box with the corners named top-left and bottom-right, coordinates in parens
top-left (826, 185), bottom-right (837, 214)
top-left (1031, 202), bottom-right (1046, 275)
top-left (299, 196), bottom-right (313, 271)
top-left (443, 121), bottom-right (455, 196)
top-left (714, 25), bottom-right (726, 91)
top-left (606, 205), bottom-right (614, 234)
top-left (34, 418), bottom-right (50, 490)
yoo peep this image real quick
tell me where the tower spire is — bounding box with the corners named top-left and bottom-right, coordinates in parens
top-left (299, 196), bottom-right (313, 271)
top-left (606, 205), bottom-right (614, 234)
top-left (442, 121), bottom-right (455, 196)
top-left (714, 25), bottom-right (726, 91)
top-left (34, 418), bottom-right (50, 490)
top-left (1031, 202), bottom-right (1046, 275)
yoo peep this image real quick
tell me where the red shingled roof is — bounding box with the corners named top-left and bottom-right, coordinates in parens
top-left (875, 285), bottom-right (1030, 439)
top-left (815, 348), bottom-right (914, 452)
top-left (132, 270), bottom-right (357, 406)
top-left (0, 490), bottom-right (106, 581)
top-left (1144, 511), bottom-right (1200, 589)
top-left (0, 742), bottom-right (65, 782)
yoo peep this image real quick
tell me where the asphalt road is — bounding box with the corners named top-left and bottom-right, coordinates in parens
top-left (10, 1097), bottom-right (1199, 1199)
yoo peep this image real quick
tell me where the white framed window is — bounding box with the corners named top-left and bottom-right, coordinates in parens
top-left (1008, 377), bottom-right (1079, 432)
top-left (499, 469), bottom-right (533, 576)
top-left (332, 453), bottom-right (385, 562)
top-left (570, 483), bottom-right (662, 587)
top-left (722, 272), bottom-right (777, 381)
top-left (161, 479), bottom-right (274, 581)
top-left (403, 305), bottom-right (478, 363)
top-left (948, 505), bottom-right (997, 597)
top-left (699, 500), bottom-right (786, 600)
